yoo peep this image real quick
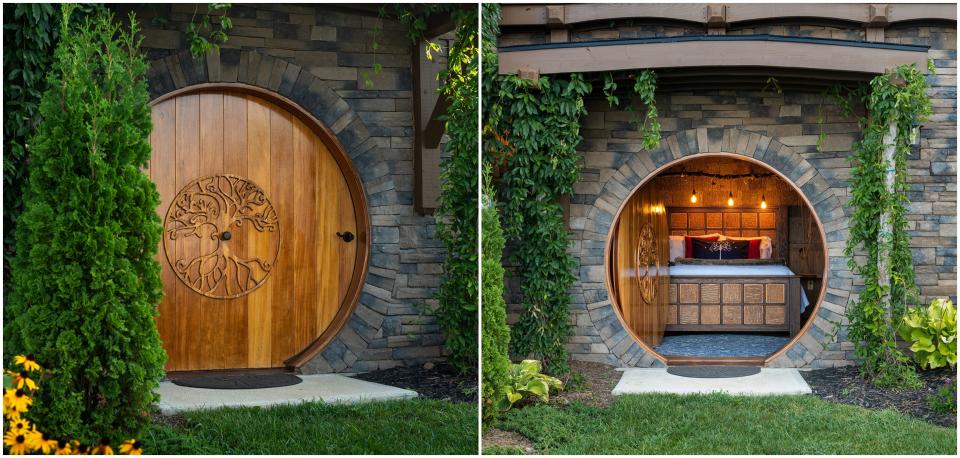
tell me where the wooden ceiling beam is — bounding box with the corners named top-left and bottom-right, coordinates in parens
top-left (498, 36), bottom-right (929, 76)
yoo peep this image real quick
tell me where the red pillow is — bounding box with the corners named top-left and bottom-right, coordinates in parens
top-left (684, 235), bottom-right (719, 258)
top-left (747, 239), bottom-right (762, 259)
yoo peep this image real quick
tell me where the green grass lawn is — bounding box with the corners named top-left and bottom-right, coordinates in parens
top-left (491, 394), bottom-right (956, 455)
top-left (145, 399), bottom-right (477, 454)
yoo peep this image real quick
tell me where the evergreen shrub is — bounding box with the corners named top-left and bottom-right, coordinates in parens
top-left (5, 6), bottom-right (166, 444)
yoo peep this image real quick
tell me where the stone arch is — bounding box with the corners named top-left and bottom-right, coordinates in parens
top-left (580, 127), bottom-right (850, 368)
top-left (145, 49), bottom-right (394, 373)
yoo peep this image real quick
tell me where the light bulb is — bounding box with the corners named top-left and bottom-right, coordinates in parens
top-left (727, 192), bottom-right (734, 207)
top-left (760, 194), bottom-right (767, 209)
top-left (690, 189), bottom-right (698, 203)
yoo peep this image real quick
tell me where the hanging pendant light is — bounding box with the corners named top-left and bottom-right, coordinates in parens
top-left (727, 192), bottom-right (735, 207)
top-left (760, 194), bottom-right (767, 209)
top-left (690, 189), bottom-right (698, 203)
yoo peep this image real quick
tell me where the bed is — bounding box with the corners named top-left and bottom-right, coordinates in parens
top-left (664, 207), bottom-right (805, 336)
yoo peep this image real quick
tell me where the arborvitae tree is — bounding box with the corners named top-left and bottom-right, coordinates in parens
top-left (481, 175), bottom-right (511, 422)
top-left (5, 6), bottom-right (165, 443)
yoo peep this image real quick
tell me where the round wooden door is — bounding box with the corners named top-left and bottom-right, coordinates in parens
top-left (148, 86), bottom-right (366, 371)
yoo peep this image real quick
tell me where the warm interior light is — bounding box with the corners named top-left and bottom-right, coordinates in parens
top-left (760, 194), bottom-right (767, 209)
top-left (727, 192), bottom-right (734, 207)
top-left (690, 189), bottom-right (698, 203)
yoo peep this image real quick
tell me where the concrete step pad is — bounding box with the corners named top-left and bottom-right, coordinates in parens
top-left (612, 368), bottom-right (811, 396)
top-left (158, 374), bottom-right (418, 414)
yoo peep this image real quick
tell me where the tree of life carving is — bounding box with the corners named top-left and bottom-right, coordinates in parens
top-left (164, 174), bottom-right (280, 299)
top-left (635, 223), bottom-right (659, 304)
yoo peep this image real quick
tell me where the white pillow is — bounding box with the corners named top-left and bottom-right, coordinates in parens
top-left (668, 236), bottom-right (684, 261)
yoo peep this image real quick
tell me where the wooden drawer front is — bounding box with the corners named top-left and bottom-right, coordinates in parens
top-left (722, 305), bottom-right (742, 324)
top-left (765, 305), bottom-right (786, 325)
top-left (744, 283), bottom-right (764, 303)
top-left (765, 283), bottom-right (786, 304)
top-left (743, 304), bottom-right (764, 324)
top-left (701, 305), bottom-right (721, 324)
top-left (679, 283), bottom-right (700, 304)
top-left (722, 284), bottom-right (742, 304)
top-left (701, 284), bottom-right (721, 304)
top-left (721, 305), bottom-right (743, 324)
top-left (679, 305), bottom-right (700, 324)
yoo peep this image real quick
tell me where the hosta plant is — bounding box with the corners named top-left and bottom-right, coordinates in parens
top-left (898, 298), bottom-right (957, 369)
top-left (496, 360), bottom-right (563, 412)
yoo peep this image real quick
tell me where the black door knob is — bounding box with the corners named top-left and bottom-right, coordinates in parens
top-left (221, 231), bottom-right (232, 241)
top-left (336, 231), bottom-right (354, 242)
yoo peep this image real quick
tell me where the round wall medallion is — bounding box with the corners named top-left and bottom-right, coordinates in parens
top-left (635, 223), bottom-right (659, 304)
top-left (164, 174), bottom-right (281, 299)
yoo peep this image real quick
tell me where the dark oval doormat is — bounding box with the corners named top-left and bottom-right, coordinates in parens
top-left (667, 366), bottom-right (761, 378)
top-left (171, 373), bottom-right (302, 389)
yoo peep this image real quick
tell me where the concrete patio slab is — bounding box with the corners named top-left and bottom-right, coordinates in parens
top-left (158, 374), bottom-right (418, 414)
top-left (612, 368), bottom-right (811, 396)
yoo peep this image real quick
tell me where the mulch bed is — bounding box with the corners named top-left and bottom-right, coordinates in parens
top-left (801, 366), bottom-right (956, 428)
top-left (353, 362), bottom-right (477, 403)
top-left (550, 360), bottom-right (624, 408)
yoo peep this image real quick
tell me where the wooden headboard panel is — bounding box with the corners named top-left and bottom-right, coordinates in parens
top-left (667, 207), bottom-right (788, 259)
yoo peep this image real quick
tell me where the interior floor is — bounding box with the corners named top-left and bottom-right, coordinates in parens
top-left (654, 332), bottom-right (791, 358)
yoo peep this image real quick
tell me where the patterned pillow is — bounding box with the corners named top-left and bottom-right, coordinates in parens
top-left (691, 238), bottom-right (749, 260)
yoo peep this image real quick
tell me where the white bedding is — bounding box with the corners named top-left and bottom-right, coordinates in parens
top-left (670, 264), bottom-right (811, 312)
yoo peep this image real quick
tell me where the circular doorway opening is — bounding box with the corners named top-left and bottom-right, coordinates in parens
top-left (605, 154), bottom-right (827, 365)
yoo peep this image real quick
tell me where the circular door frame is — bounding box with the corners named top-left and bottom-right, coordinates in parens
top-left (602, 152), bottom-right (829, 366)
top-left (150, 82), bottom-right (371, 369)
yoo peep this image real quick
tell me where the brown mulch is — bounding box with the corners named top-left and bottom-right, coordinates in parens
top-left (800, 365), bottom-right (956, 428)
top-left (353, 362), bottom-right (478, 403)
top-left (482, 427), bottom-right (536, 454)
top-left (551, 360), bottom-right (624, 408)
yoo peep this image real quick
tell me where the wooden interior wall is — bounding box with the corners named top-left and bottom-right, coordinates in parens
top-left (667, 207), bottom-right (788, 260)
top-left (649, 157), bottom-right (802, 209)
top-left (613, 185), bottom-right (670, 347)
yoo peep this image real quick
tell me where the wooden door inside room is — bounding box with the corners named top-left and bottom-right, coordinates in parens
top-left (612, 185), bottom-right (670, 347)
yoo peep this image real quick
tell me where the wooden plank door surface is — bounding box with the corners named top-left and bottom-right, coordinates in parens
top-left (149, 90), bottom-right (358, 371)
top-left (614, 186), bottom-right (669, 347)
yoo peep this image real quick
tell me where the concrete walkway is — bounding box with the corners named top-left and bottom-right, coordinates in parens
top-left (158, 374), bottom-right (418, 414)
top-left (612, 368), bottom-right (811, 396)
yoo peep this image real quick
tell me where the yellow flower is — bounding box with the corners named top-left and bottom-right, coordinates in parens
top-left (92, 438), bottom-right (114, 455)
top-left (4, 408), bottom-right (21, 422)
top-left (3, 429), bottom-right (32, 455)
top-left (75, 442), bottom-right (91, 455)
top-left (54, 439), bottom-right (73, 455)
top-left (8, 417), bottom-right (32, 434)
top-left (13, 355), bottom-right (41, 372)
top-left (10, 371), bottom-right (38, 391)
top-left (119, 439), bottom-right (143, 455)
top-left (3, 388), bottom-right (32, 413)
top-left (31, 431), bottom-right (58, 454)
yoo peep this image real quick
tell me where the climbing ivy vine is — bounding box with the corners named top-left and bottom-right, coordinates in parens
top-left (483, 4), bottom-right (662, 376)
top-left (483, 4), bottom-right (590, 375)
top-left (601, 70), bottom-right (661, 150)
top-left (843, 63), bottom-right (932, 388)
